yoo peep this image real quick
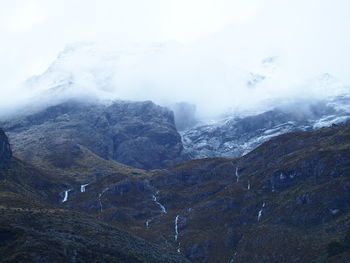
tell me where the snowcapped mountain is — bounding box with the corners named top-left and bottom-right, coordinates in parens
top-left (17, 43), bottom-right (290, 120)
top-left (10, 42), bottom-right (350, 162)
top-left (175, 53), bottom-right (350, 159)
top-left (25, 42), bottom-right (167, 103)
top-left (21, 42), bottom-right (348, 119)
top-left (182, 93), bottom-right (350, 159)
top-left (2, 42), bottom-right (350, 263)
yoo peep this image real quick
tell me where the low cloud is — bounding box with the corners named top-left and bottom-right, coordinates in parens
top-left (1, 0), bottom-right (350, 120)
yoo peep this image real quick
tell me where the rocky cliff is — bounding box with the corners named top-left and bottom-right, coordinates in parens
top-left (1, 100), bottom-right (187, 171)
top-left (0, 128), bottom-right (12, 171)
top-left (182, 95), bottom-right (350, 159)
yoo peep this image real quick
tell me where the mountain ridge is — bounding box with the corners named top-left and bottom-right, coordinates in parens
top-left (0, 131), bottom-right (190, 263)
top-left (1, 100), bottom-right (188, 173)
top-left (59, 123), bottom-right (350, 262)
top-left (182, 95), bottom-right (350, 159)
top-left (1, 98), bottom-right (350, 262)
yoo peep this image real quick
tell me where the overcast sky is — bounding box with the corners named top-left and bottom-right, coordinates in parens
top-left (1, 0), bottom-right (350, 118)
top-left (0, 0), bottom-right (261, 81)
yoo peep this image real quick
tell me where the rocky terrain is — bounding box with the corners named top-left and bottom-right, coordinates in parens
top-left (182, 94), bottom-right (350, 159)
top-left (1, 96), bottom-right (350, 262)
top-left (0, 128), bottom-right (12, 171)
top-left (1, 100), bottom-right (187, 172)
top-left (1, 11), bottom-right (350, 262)
top-left (56, 123), bottom-right (350, 263)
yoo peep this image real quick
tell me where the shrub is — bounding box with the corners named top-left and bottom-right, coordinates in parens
top-left (343, 229), bottom-right (350, 247)
top-left (327, 241), bottom-right (346, 257)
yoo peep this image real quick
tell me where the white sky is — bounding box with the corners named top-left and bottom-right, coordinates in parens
top-left (0, 0), bottom-right (350, 117)
top-left (0, 0), bottom-right (260, 80)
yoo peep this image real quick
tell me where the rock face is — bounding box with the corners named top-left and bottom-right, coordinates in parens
top-left (0, 128), bottom-right (12, 170)
top-left (182, 96), bottom-right (350, 159)
top-left (2, 100), bottom-right (187, 170)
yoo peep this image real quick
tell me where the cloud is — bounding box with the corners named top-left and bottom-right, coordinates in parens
top-left (0, 0), bottom-right (350, 120)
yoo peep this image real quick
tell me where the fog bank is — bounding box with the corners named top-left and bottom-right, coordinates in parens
top-left (1, 0), bottom-right (350, 120)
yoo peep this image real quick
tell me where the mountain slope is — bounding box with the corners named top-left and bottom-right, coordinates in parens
top-left (182, 95), bottom-right (350, 159)
top-left (0, 208), bottom-right (191, 263)
top-left (63, 123), bottom-right (350, 263)
top-left (0, 131), bottom-right (190, 263)
top-left (2, 101), bottom-right (350, 262)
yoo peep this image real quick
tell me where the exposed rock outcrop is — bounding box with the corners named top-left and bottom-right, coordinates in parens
top-left (182, 97), bottom-right (350, 159)
top-left (1, 100), bottom-right (187, 170)
top-left (0, 128), bottom-right (12, 170)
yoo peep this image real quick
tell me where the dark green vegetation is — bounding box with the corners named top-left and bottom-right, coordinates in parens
top-left (62, 124), bottom-right (350, 263)
top-left (1, 121), bottom-right (350, 262)
top-left (0, 209), bottom-right (190, 263)
top-left (0, 135), bottom-right (190, 262)
top-left (326, 229), bottom-right (350, 258)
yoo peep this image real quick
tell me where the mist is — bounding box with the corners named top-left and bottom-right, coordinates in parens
top-left (1, 0), bottom-right (350, 120)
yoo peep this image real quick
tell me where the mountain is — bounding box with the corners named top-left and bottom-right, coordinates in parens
top-left (12, 43), bottom-right (350, 163)
top-left (23, 42), bottom-right (171, 104)
top-left (0, 131), bottom-right (190, 263)
top-left (182, 94), bottom-right (350, 159)
top-left (2, 108), bottom-right (350, 262)
top-left (58, 123), bottom-right (350, 263)
top-left (1, 100), bottom-right (187, 172)
top-left (2, 42), bottom-right (350, 262)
